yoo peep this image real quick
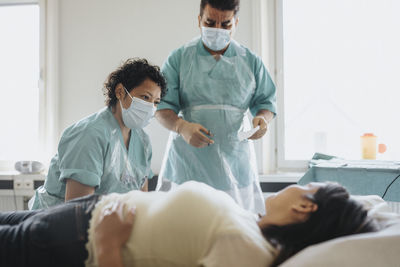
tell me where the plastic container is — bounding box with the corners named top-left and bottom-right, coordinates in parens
top-left (14, 161), bottom-right (45, 174)
top-left (360, 133), bottom-right (386, 160)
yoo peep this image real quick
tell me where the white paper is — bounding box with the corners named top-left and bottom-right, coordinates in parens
top-left (238, 126), bottom-right (260, 141)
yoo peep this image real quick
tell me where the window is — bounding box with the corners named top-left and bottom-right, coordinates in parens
top-left (274, 0), bottom-right (400, 170)
top-left (0, 1), bottom-right (41, 168)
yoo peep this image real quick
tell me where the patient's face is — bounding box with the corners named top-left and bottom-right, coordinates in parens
top-left (260, 183), bottom-right (324, 226)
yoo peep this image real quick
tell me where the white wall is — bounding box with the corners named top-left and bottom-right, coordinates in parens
top-left (57, 0), bottom-right (256, 174)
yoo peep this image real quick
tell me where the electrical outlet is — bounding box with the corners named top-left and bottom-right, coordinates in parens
top-left (13, 179), bottom-right (34, 190)
top-left (14, 179), bottom-right (23, 189)
top-left (23, 180), bottom-right (33, 190)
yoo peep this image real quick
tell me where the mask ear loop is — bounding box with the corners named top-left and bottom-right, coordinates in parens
top-left (123, 86), bottom-right (133, 100)
top-left (231, 18), bottom-right (237, 35)
top-left (121, 86), bottom-right (136, 110)
top-left (119, 99), bottom-right (126, 111)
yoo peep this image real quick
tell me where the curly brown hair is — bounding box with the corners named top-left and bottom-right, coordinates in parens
top-left (103, 58), bottom-right (167, 108)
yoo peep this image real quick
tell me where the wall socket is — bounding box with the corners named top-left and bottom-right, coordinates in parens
top-left (14, 179), bottom-right (34, 190)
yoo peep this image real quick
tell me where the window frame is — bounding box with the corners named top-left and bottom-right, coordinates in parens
top-left (255, 0), bottom-right (309, 174)
top-left (38, 0), bottom-right (59, 167)
top-left (0, 0), bottom-right (58, 171)
top-left (274, 0), bottom-right (308, 171)
top-left (261, 0), bottom-right (400, 173)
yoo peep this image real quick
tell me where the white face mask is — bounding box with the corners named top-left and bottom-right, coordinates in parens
top-left (120, 87), bottom-right (156, 129)
top-left (201, 26), bottom-right (232, 51)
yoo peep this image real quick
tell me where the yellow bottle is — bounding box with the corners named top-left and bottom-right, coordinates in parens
top-left (361, 133), bottom-right (387, 160)
top-left (361, 133), bottom-right (377, 159)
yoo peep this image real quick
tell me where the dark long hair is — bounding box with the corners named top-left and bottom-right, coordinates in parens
top-left (261, 183), bottom-right (378, 266)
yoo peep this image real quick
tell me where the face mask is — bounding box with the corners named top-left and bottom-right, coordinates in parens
top-left (120, 87), bottom-right (156, 129)
top-left (201, 26), bottom-right (232, 51)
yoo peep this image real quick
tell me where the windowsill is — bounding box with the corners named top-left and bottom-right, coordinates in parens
top-left (259, 172), bottom-right (305, 183)
top-left (0, 171), bottom-right (46, 179)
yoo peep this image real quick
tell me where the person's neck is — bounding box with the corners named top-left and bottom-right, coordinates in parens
top-left (112, 105), bottom-right (131, 147)
top-left (257, 213), bottom-right (287, 229)
top-left (257, 215), bottom-right (272, 229)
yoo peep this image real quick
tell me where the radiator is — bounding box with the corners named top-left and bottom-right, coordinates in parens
top-left (387, 201), bottom-right (400, 214)
top-left (0, 195), bottom-right (27, 211)
top-left (0, 173), bottom-right (45, 211)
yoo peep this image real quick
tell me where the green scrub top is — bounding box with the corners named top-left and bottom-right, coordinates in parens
top-left (158, 37), bottom-right (276, 115)
top-left (30, 107), bottom-right (152, 209)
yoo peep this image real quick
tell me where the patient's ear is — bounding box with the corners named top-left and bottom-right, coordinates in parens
top-left (291, 199), bottom-right (318, 214)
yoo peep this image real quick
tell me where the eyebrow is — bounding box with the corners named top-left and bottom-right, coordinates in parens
top-left (205, 18), bottom-right (232, 24)
top-left (221, 19), bottom-right (233, 24)
top-left (144, 91), bottom-right (153, 97)
top-left (143, 91), bottom-right (160, 101)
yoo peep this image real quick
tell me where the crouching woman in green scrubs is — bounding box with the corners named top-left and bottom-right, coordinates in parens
top-left (30, 58), bottom-right (167, 209)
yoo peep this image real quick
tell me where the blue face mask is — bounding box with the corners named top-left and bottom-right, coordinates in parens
top-left (201, 26), bottom-right (232, 51)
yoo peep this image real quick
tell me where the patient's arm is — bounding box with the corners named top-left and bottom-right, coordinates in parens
top-left (65, 179), bottom-right (95, 201)
top-left (95, 202), bottom-right (136, 267)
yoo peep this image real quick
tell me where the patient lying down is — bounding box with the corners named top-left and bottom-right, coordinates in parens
top-left (0, 181), bottom-right (377, 267)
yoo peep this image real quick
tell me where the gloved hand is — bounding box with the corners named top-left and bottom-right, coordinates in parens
top-left (176, 119), bottom-right (214, 148)
top-left (249, 116), bottom-right (268, 140)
